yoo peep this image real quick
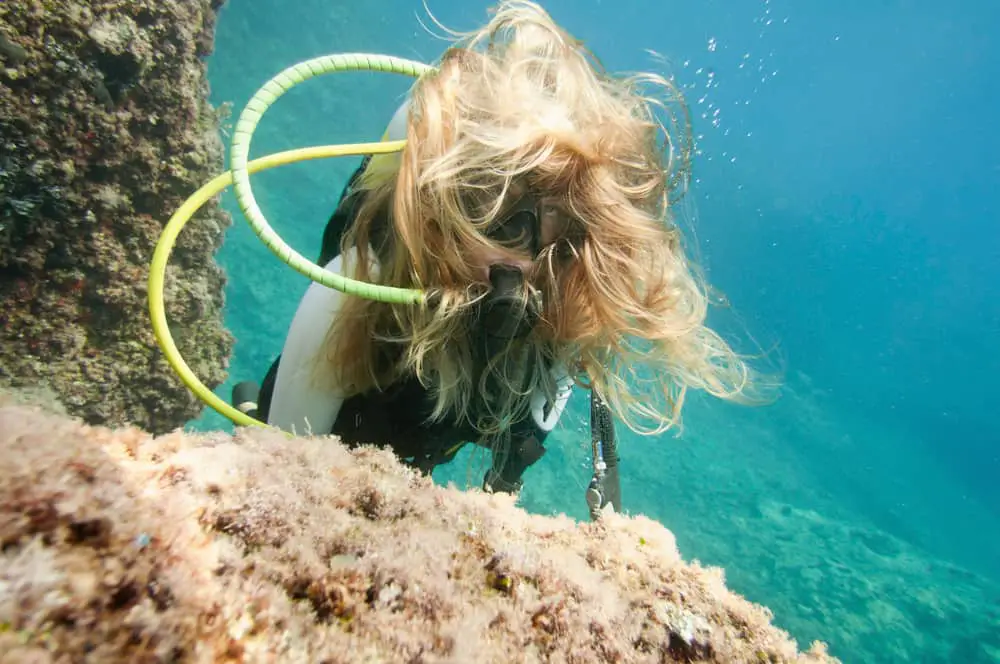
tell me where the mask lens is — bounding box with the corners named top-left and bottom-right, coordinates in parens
top-left (488, 195), bottom-right (540, 256)
top-left (494, 212), bottom-right (536, 251)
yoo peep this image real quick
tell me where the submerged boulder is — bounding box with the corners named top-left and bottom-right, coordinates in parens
top-left (0, 400), bottom-right (838, 663)
top-left (0, 0), bottom-right (232, 433)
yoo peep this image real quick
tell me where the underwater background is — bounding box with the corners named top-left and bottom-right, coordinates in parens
top-left (187, 0), bottom-right (1000, 661)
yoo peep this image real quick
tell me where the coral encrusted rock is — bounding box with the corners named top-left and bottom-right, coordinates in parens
top-left (0, 0), bottom-right (232, 434)
top-left (0, 402), bottom-right (838, 663)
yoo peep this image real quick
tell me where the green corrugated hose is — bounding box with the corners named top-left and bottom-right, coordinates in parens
top-left (148, 53), bottom-right (433, 427)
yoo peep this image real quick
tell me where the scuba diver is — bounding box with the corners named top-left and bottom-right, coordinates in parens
top-left (231, 1), bottom-right (754, 507)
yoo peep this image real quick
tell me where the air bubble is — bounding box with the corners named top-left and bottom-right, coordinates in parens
top-left (677, 0), bottom-right (790, 194)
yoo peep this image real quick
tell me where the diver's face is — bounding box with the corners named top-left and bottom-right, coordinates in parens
top-left (469, 182), bottom-right (571, 282)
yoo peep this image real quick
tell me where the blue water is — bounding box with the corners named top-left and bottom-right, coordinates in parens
top-left (185, 1), bottom-right (1000, 660)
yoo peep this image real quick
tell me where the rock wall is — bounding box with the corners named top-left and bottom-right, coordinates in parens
top-left (0, 400), bottom-right (838, 663)
top-left (0, 0), bottom-right (232, 434)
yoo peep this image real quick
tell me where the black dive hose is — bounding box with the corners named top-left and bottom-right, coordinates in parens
top-left (477, 264), bottom-right (624, 518)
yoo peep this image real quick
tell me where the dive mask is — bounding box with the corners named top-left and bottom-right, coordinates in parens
top-left (477, 193), bottom-right (545, 340)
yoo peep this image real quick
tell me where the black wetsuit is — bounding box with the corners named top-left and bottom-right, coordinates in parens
top-left (255, 157), bottom-right (558, 492)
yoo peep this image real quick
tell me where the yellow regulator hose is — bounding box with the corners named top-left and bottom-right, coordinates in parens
top-left (149, 53), bottom-right (434, 427)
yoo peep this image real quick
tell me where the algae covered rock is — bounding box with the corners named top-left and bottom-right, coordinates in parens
top-left (0, 401), bottom-right (838, 663)
top-left (0, 0), bottom-right (232, 433)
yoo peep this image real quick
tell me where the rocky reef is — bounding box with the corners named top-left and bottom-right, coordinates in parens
top-left (0, 0), bottom-right (232, 434)
top-left (0, 399), bottom-right (837, 663)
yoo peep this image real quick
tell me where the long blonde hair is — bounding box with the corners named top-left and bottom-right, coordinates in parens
top-left (323, 0), bottom-right (763, 439)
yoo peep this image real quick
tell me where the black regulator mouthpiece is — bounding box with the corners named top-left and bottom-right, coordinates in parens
top-left (479, 264), bottom-right (541, 340)
top-left (476, 191), bottom-right (547, 340)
